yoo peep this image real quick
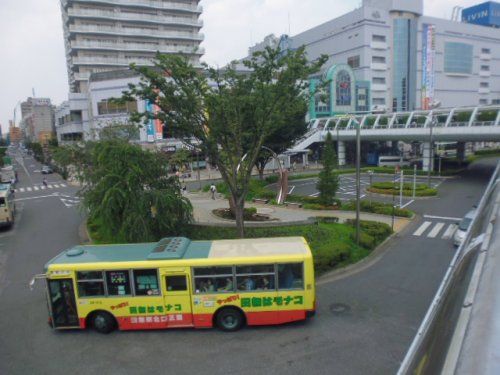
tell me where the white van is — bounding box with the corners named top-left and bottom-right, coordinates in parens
top-left (378, 156), bottom-right (411, 168)
top-left (1, 166), bottom-right (16, 184)
top-left (0, 184), bottom-right (15, 228)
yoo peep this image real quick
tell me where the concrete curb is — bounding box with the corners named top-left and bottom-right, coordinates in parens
top-left (79, 220), bottom-right (91, 244)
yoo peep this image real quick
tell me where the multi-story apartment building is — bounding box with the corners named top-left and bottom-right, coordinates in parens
top-left (244, 0), bottom-right (500, 116)
top-left (20, 98), bottom-right (55, 144)
top-left (60, 0), bottom-right (204, 93)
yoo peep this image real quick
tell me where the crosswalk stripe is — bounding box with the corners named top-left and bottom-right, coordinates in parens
top-left (47, 185), bottom-right (53, 189)
top-left (428, 223), bottom-right (445, 238)
top-left (60, 184), bottom-right (66, 187)
top-left (413, 221), bottom-right (432, 236)
top-left (41, 186), bottom-right (46, 190)
top-left (27, 187), bottom-right (32, 192)
top-left (442, 224), bottom-right (457, 240)
top-left (19, 188), bottom-right (25, 192)
top-left (34, 186), bottom-right (39, 191)
top-left (53, 184), bottom-right (60, 188)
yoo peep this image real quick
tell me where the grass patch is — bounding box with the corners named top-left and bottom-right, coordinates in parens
top-left (341, 200), bottom-right (413, 218)
top-left (367, 182), bottom-right (437, 197)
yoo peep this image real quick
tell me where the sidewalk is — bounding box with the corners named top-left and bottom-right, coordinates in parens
top-left (188, 192), bottom-right (411, 232)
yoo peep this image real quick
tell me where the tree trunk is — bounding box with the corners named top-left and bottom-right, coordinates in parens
top-left (258, 166), bottom-right (265, 180)
top-left (232, 194), bottom-right (245, 238)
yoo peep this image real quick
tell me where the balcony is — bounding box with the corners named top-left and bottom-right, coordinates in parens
top-left (74, 72), bottom-right (91, 80)
top-left (370, 41), bottom-right (387, 50)
top-left (371, 63), bottom-right (387, 71)
top-left (69, 24), bottom-right (204, 41)
top-left (479, 70), bottom-right (491, 78)
top-left (72, 56), bottom-right (155, 66)
top-left (478, 87), bottom-right (490, 94)
top-left (71, 40), bottom-right (204, 55)
top-left (67, 8), bottom-right (203, 28)
top-left (63, 0), bottom-right (203, 13)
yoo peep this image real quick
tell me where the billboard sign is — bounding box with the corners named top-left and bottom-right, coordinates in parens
top-left (462, 2), bottom-right (500, 27)
top-left (145, 100), bottom-right (156, 143)
top-left (421, 23), bottom-right (436, 110)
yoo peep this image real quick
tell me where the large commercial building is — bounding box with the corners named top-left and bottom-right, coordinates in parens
top-left (59, 0), bottom-right (204, 93)
top-left (245, 0), bottom-right (500, 116)
top-left (20, 98), bottom-right (56, 144)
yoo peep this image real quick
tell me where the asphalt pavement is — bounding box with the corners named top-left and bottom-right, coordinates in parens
top-left (0, 150), bottom-right (497, 375)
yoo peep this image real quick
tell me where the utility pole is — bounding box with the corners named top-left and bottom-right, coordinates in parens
top-left (355, 118), bottom-right (361, 246)
top-left (427, 117), bottom-right (434, 187)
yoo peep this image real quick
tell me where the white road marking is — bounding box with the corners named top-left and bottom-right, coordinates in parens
top-left (27, 187), bottom-right (32, 192)
top-left (288, 186), bottom-right (296, 194)
top-left (40, 186), bottom-right (46, 190)
top-left (53, 184), bottom-right (60, 188)
top-left (19, 188), bottom-right (25, 193)
top-left (309, 192), bottom-right (320, 197)
top-left (442, 224), bottom-right (457, 240)
top-left (428, 222), bottom-right (445, 238)
top-left (60, 184), bottom-right (67, 187)
top-left (47, 185), bottom-right (53, 189)
top-left (400, 200), bottom-right (415, 209)
top-left (423, 215), bottom-right (461, 221)
top-left (413, 221), bottom-right (432, 236)
top-left (34, 186), bottom-right (39, 191)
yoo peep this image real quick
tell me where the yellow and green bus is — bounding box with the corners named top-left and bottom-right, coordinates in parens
top-left (35, 236), bottom-right (315, 333)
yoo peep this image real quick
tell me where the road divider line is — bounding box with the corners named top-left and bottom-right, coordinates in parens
top-left (413, 221), bottom-right (432, 236)
top-left (288, 186), bottom-right (296, 194)
top-left (424, 215), bottom-right (461, 221)
top-left (428, 222), bottom-right (445, 238)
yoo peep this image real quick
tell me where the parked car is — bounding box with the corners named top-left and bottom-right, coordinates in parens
top-left (41, 166), bottom-right (53, 174)
top-left (453, 209), bottom-right (476, 247)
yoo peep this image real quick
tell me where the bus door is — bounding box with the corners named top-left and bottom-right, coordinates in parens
top-left (47, 279), bottom-right (79, 328)
top-left (161, 269), bottom-right (193, 327)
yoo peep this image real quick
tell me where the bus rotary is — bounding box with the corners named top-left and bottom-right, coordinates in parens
top-left (33, 237), bottom-right (315, 333)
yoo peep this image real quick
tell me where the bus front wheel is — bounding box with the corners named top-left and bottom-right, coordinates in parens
top-left (215, 308), bottom-right (244, 332)
top-left (90, 311), bottom-right (116, 334)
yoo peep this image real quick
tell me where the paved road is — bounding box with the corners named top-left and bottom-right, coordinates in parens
top-left (0, 150), bottom-right (496, 375)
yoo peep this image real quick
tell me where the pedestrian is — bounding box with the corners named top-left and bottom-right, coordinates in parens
top-left (43, 178), bottom-right (48, 187)
top-left (210, 183), bottom-right (217, 200)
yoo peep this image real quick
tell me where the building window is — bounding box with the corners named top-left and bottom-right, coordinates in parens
top-left (492, 99), bottom-right (500, 105)
top-left (481, 48), bottom-right (491, 54)
top-left (133, 269), bottom-right (160, 296)
top-left (479, 99), bottom-right (488, 105)
top-left (444, 42), bottom-right (473, 74)
top-left (373, 98), bottom-right (386, 105)
top-left (372, 56), bottom-right (386, 64)
top-left (347, 55), bottom-right (360, 69)
top-left (481, 65), bottom-right (490, 71)
top-left (480, 82), bottom-right (489, 88)
top-left (97, 100), bottom-right (138, 115)
top-left (336, 71), bottom-right (352, 106)
top-left (372, 34), bottom-right (386, 42)
top-left (372, 77), bottom-right (386, 84)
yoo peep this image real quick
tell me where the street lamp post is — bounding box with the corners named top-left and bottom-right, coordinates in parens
top-left (427, 117), bottom-right (435, 188)
top-left (355, 118), bottom-right (361, 246)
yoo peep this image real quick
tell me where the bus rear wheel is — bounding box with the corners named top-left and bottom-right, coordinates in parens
top-left (91, 311), bottom-right (116, 334)
top-left (215, 308), bottom-right (244, 332)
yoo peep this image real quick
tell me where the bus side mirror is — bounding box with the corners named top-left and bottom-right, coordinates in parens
top-left (29, 274), bottom-right (47, 291)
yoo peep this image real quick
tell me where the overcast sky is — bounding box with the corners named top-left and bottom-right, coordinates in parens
top-left (0, 0), bottom-right (482, 135)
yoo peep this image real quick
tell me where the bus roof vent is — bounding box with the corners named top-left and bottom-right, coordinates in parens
top-left (148, 237), bottom-right (191, 260)
top-left (66, 248), bottom-right (84, 257)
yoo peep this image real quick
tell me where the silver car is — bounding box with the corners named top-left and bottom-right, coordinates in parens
top-left (453, 209), bottom-right (476, 247)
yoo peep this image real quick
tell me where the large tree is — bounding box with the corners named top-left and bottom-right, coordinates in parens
top-left (123, 47), bottom-right (327, 237)
top-left (317, 132), bottom-right (339, 206)
top-left (55, 140), bottom-right (192, 242)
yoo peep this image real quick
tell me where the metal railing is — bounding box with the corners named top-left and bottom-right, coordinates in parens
top-left (68, 24), bottom-right (204, 40)
top-left (63, 0), bottom-right (203, 13)
top-left (71, 40), bottom-right (204, 55)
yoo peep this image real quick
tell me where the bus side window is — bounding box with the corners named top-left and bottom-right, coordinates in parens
top-left (278, 263), bottom-right (304, 290)
top-left (76, 271), bottom-right (105, 297)
top-left (106, 270), bottom-right (131, 296)
top-left (0, 197), bottom-right (5, 207)
top-left (133, 269), bottom-right (160, 296)
top-left (165, 276), bottom-right (187, 292)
